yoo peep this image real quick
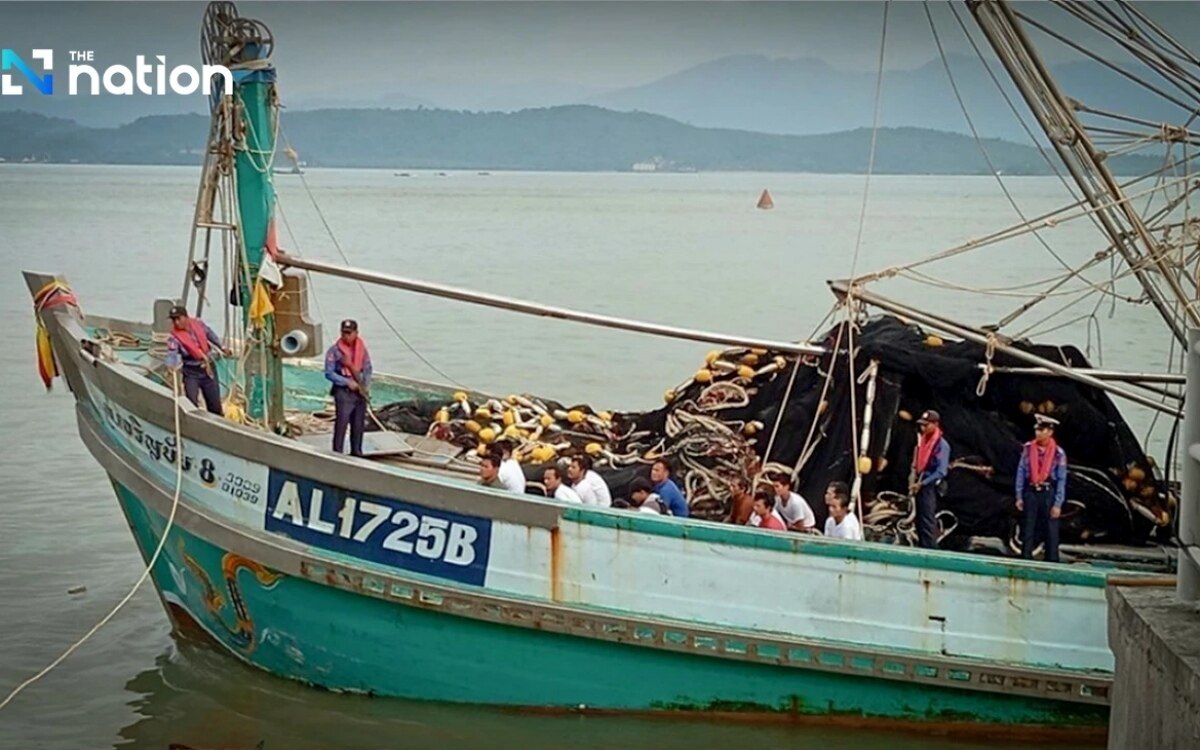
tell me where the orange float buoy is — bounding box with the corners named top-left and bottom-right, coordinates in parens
top-left (757, 189), bottom-right (774, 210)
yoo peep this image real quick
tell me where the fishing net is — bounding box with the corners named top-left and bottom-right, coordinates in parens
top-left (371, 314), bottom-right (1172, 550)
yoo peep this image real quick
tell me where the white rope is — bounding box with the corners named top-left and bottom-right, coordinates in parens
top-left (844, 0), bottom-right (891, 495)
top-left (762, 302), bottom-right (841, 472)
top-left (923, 0), bottom-right (1110, 308)
top-left (851, 360), bottom-right (880, 512)
top-left (0, 371), bottom-right (187, 711)
top-left (792, 314), bottom-right (849, 478)
top-left (279, 128), bottom-right (464, 388)
top-left (760, 353), bottom-right (805, 469)
top-left (976, 333), bottom-right (998, 397)
top-left (859, 171), bottom-right (1197, 287)
top-left (237, 90), bottom-right (280, 176)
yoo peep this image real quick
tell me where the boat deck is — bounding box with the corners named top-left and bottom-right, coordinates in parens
top-left (91, 320), bottom-right (1178, 573)
top-left (97, 323), bottom-right (486, 486)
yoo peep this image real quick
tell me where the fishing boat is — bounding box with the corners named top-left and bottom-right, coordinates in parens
top-left (24, 0), bottom-right (1200, 737)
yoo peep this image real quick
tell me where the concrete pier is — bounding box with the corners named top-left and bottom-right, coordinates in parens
top-left (1106, 586), bottom-right (1200, 749)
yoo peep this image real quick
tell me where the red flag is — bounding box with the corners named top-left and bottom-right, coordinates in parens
top-left (264, 216), bottom-right (279, 260)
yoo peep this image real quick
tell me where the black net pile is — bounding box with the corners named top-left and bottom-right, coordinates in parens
top-left (371, 314), bottom-right (1173, 549)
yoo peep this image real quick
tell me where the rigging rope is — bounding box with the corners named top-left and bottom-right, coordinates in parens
top-left (843, 0), bottom-right (891, 500)
top-left (924, 1), bottom-right (1126, 317)
top-left (280, 129), bottom-right (464, 388)
top-left (273, 190), bottom-right (328, 327)
top-left (860, 171), bottom-right (1196, 293)
top-left (0, 371), bottom-right (186, 712)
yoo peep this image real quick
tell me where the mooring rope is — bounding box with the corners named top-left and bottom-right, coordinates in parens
top-left (0, 371), bottom-right (187, 711)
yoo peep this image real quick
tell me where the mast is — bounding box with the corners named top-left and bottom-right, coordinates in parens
top-left (968, 0), bottom-right (1199, 348)
top-left (196, 2), bottom-right (285, 430)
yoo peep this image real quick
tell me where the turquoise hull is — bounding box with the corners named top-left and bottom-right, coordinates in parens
top-left (112, 480), bottom-right (1107, 730)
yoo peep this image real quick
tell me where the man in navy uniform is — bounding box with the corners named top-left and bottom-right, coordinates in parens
top-left (1015, 414), bottom-right (1068, 563)
top-left (909, 410), bottom-right (950, 549)
top-left (324, 319), bottom-right (373, 457)
top-left (164, 305), bottom-right (231, 416)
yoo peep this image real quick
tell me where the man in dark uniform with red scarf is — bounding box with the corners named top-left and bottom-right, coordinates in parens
top-left (324, 319), bottom-right (373, 457)
top-left (1016, 414), bottom-right (1068, 562)
top-left (910, 410), bottom-right (950, 549)
top-left (164, 305), bottom-right (231, 416)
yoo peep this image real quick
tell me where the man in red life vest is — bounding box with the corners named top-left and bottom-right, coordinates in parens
top-left (324, 319), bottom-right (373, 457)
top-left (164, 305), bottom-right (231, 416)
top-left (1015, 413), bottom-right (1068, 562)
top-left (909, 410), bottom-right (951, 549)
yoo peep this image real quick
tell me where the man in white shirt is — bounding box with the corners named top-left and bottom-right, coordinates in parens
top-left (543, 466), bottom-right (582, 504)
top-left (822, 481), bottom-right (863, 541)
top-left (770, 474), bottom-right (817, 532)
top-left (568, 455), bottom-right (612, 507)
top-left (494, 441), bottom-right (526, 493)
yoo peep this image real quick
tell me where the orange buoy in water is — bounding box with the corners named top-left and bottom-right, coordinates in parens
top-left (757, 189), bottom-right (774, 210)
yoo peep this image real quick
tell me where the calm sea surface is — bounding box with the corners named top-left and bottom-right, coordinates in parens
top-left (1, 164), bottom-right (1166, 748)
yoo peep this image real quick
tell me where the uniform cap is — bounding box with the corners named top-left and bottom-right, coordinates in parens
top-left (340, 319), bottom-right (358, 332)
top-left (917, 409), bottom-right (940, 424)
top-left (1034, 413), bottom-right (1060, 428)
top-left (168, 305), bottom-right (188, 319)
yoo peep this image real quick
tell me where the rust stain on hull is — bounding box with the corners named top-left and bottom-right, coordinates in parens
top-left (502, 704), bottom-right (1107, 744)
top-left (550, 526), bottom-right (562, 602)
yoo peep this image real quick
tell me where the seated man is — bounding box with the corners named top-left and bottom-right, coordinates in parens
top-left (770, 474), bottom-right (816, 532)
top-left (628, 477), bottom-right (667, 514)
top-left (543, 466), bottom-right (582, 504)
top-left (750, 491), bottom-right (787, 531)
top-left (649, 458), bottom-right (689, 517)
top-left (495, 441), bottom-right (526, 493)
top-left (725, 476), bottom-right (755, 525)
top-left (568, 454), bottom-right (612, 507)
top-left (823, 481), bottom-right (863, 541)
top-left (478, 454), bottom-right (503, 489)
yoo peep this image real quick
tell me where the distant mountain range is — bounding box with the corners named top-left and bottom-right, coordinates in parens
top-left (0, 53), bottom-right (1181, 144)
top-left (0, 105), bottom-right (1161, 175)
top-left (587, 54), bottom-right (1182, 141)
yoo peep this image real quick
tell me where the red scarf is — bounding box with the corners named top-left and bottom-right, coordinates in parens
top-left (913, 427), bottom-right (943, 474)
top-left (1028, 439), bottom-right (1058, 485)
top-left (337, 337), bottom-right (367, 378)
top-left (171, 319), bottom-right (211, 361)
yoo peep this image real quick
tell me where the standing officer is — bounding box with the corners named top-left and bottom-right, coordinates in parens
top-left (910, 410), bottom-right (950, 549)
top-left (165, 305), bottom-right (231, 416)
top-left (324, 319), bottom-right (373, 457)
top-left (1015, 414), bottom-right (1068, 562)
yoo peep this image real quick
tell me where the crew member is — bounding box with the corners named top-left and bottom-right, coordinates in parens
top-left (478, 454), bottom-right (502, 488)
top-left (324, 319), bottom-right (373, 457)
top-left (768, 474), bottom-right (816, 532)
top-left (628, 477), bottom-right (667, 515)
top-left (910, 409), bottom-right (950, 549)
top-left (750, 491), bottom-right (787, 531)
top-left (164, 305), bottom-right (231, 416)
top-left (823, 481), bottom-right (863, 541)
top-left (568, 454), bottom-right (612, 507)
top-left (1016, 414), bottom-right (1068, 563)
top-left (725, 476), bottom-right (755, 525)
top-left (496, 440), bottom-right (526, 493)
top-left (649, 458), bottom-right (689, 517)
top-left (543, 466), bottom-right (582, 503)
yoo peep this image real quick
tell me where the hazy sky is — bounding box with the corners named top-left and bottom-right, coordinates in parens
top-left (3, 1), bottom-right (1199, 115)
